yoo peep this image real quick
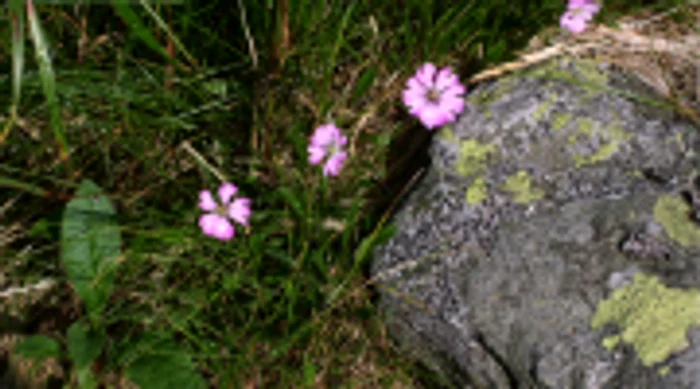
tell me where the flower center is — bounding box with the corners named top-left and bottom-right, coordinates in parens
top-left (327, 140), bottom-right (339, 156)
top-left (426, 88), bottom-right (441, 103)
top-left (217, 205), bottom-right (228, 217)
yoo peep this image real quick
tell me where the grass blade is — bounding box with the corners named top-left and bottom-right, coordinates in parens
top-left (26, 0), bottom-right (69, 162)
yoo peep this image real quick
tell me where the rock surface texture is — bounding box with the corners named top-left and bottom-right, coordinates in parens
top-left (372, 56), bottom-right (700, 389)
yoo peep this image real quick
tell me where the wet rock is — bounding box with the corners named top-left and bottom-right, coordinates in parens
top-left (373, 56), bottom-right (700, 388)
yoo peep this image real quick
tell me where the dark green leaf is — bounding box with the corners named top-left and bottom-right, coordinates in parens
top-left (67, 322), bottom-right (105, 369)
top-left (13, 335), bottom-right (60, 360)
top-left (60, 179), bottom-right (122, 318)
top-left (125, 339), bottom-right (206, 389)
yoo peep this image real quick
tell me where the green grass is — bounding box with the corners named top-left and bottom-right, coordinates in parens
top-left (0, 0), bottom-right (690, 388)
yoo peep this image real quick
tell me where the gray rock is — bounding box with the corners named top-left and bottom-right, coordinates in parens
top-left (372, 56), bottom-right (700, 389)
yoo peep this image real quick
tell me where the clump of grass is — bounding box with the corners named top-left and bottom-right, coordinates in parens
top-left (0, 0), bottom-right (690, 388)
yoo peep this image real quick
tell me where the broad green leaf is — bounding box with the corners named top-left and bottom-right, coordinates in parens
top-left (76, 366), bottom-right (98, 389)
top-left (60, 179), bottom-right (122, 318)
top-left (67, 322), bottom-right (105, 369)
top-left (13, 335), bottom-right (60, 361)
top-left (125, 339), bottom-right (206, 389)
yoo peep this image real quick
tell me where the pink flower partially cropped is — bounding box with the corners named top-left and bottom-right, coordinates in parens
top-left (307, 123), bottom-right (348, 177)
top-left (560, 0), bottom-right (601, 34)
top-left (402, 63), bottom-right (466, 130)
top-left (198, 182), bottom-right (252, 241)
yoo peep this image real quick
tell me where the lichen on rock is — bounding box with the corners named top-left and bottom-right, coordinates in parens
top-left (373, 54), bottom-right (700, 388)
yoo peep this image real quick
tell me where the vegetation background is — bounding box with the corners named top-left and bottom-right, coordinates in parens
top-left (0, 0), bottom-right (692, 388)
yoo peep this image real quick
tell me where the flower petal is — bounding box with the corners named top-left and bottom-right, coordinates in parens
top-left (439, 94), bottom-right (465, 117)
top-left (198, 190), bottom-right (218, 211)
top-left (415, 63), bottom-right (437, 86)
top-left (218, 183), bottom-right (238, 204)
top-left (310, 124), bottom-right (338, 148)
top-left (435, 67), bottom-right (458, 91)
top-left (229, 198), bottom-right (252, 226)
top-left (403, 90), bottom-right (429, 113)
top-left (308, 145), bottom-right (327, 165)
top-left (418, 105), bottom-right (451, 129)
top-left (323, 152), bottom-right (347, 176)
top-left (199, 213), bottom-right (234, 240)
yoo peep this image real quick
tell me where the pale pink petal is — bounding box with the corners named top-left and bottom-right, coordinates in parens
top-left (442, 83), bottom-right (466, 98)
top-left (419, 105), bottom-right (451, 129)
top-left (218, 183), bottom-right (238, 204)
top-left (562, 14), bottom-right (587, 33)
top-left (405, 77), bottom-right (426, 93)
top-left (229, 198), bottom-right (252, 226)
top-left (415, 63), bottom-right (437, 86)
top-left (435, 68), bottom-right (458, 91)
top-left (198, 190), bottom-right (218, 212)
top-left (439, 94), bottom-right (465, 116)
top-left (308, 145), bottom-right (327, 165)
top-left (323, 152), bottom-right (347, 176)
top-left (403, 89), bottom-right (429, 111)
top-left (334, 132), bottom-right (348, 147)
top-left (310, 124), bottom-right (337, 147)
top-left (199, 213), bottom-right (234, 240)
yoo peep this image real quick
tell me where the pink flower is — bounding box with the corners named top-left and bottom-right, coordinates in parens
top-left (560, 0), bottom-right (601, 34)
top-left (402, 63), bottom-right (466, 130)
top-left (198, 183), bottom-right (252, 241)
top-left (307, 123), bottom-right (348, 177)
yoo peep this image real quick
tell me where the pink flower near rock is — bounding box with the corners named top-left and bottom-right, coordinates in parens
top-left (308, 123), bottom-right (348, 177)
top-left (402, 63), bottom-right (466, 130)
top-left (198, 182), bottom-right (252, 241)
top-left (560, 0), bottom-right (601, 34)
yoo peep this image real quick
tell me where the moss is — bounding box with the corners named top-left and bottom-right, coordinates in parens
top-left (653, 195), bottom-right (700, 247)
top-left (501, 171), bottom-right (544, 204)
top-left (466, 177), bottom-right (488, 205)
top-left (455, 139), bottom-right (496, 177)
top-left (552, 113), bottom-right (572, 131)
top-left (574, 141), bottom-right (619, 168)
top-left (591, 273), bottom-right (700, 366)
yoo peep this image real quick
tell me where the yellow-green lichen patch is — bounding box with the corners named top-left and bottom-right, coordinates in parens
top-left (552, 113), bottom-right (572, 131)
top-left (608, 121), bottom-right (632, 143)
top-left (574, 141), bottom-right (619, 168)
top-left (533, 94), bottom-right (558, 121)
top-left (501, 171), bottom-right (544, 204)
top-left (578, 117), bottom-right (595, 136)
top-left (470, 79), bottom-right (517, 107)
top-left (572, 119), bottom-right (629, 167)
top-left (528, 58), bottom-right (608, 97)
top-left (591, 273), bottom-right (700, 366)
top-left (456, 139), bottom-right (496, 177)
top-left (653, 195), bottom-right (700, 247)
top-left (466, 177), bottom-right (489, 205)
top-left (602, 335), bottom-right (620, 351)
top-left (439, 126), bottom-right (457, 143)
top-left (658, 365), bottom-right (671, 377)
